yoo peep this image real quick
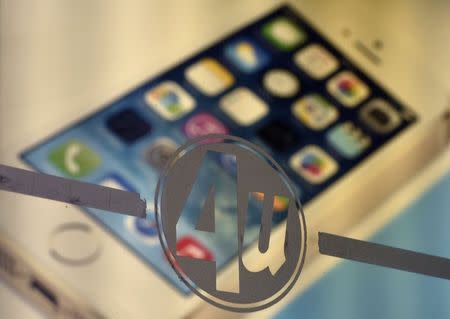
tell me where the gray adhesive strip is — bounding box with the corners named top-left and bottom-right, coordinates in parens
top-left (318, 232), bottom-right (450, 280)
top-left (0, 164), bottom-right (146, 218)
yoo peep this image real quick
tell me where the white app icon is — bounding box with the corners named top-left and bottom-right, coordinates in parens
top-left (294, 44), bottom-right (339, 79)
top-left (220, 87), bottom-right (268, 126)
top-left (263, 69), bottom-right (300, 98)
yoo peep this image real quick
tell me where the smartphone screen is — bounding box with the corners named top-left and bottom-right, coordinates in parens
top-left (21, 5), bottom-right (416, 294)
top-left (273, 170), bottom-right (450, 319)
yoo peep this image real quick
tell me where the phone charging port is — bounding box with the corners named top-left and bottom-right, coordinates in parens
top-left (30, 278), bottom-right (59, 308)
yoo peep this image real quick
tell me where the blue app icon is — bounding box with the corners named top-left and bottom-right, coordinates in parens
top-left (126, 211), bottom-right (159, 244)
top-left (134, 216), bottom-right (158, 237)
top-left (326, 122), bottom-right (371, 159)
top-left (224, 38), bottom-right (270, 73)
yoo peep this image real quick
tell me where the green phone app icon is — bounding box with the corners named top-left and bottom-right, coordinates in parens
top-left (49, 140), bottom-right (101, 178)
top-left (261, 17), bottom-right (307, 51)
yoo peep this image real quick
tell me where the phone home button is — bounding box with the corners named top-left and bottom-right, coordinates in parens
top-left (49, 222), bottom-right (101, 266)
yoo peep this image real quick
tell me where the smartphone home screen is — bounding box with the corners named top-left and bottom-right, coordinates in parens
top-left (22, 5), bottom-right (415, 294)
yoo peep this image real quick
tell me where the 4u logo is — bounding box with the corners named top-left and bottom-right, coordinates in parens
top-left (156, 135), bottom-right (306, 312)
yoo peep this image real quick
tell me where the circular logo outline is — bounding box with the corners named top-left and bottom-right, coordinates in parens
top-left (155, 134), bottom-right (307, 312)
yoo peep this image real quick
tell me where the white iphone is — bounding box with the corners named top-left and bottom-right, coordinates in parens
top-left (0, 1), bottom-right (449, 319)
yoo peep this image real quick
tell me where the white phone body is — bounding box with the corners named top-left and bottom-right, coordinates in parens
top-left (0, 280), bottom-right (46, 319)
top-left (1, 1), bottom-right (449, 318)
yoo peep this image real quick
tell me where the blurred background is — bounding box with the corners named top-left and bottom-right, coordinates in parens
top-left (1, 1), bottom-right (450, 318)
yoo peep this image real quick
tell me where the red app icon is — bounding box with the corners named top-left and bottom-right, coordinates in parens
top-left (182, 113), bottom-right (229, 139)
top-left (176, 236), bottom-right (214, 261)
